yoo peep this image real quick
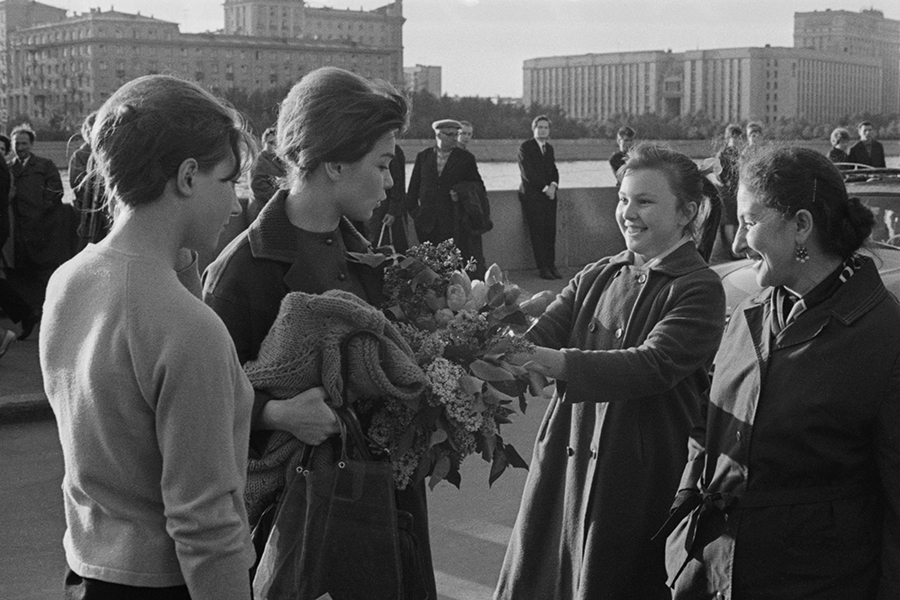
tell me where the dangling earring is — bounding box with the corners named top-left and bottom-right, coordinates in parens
top-left (795, 245), bottom-right (809, 263)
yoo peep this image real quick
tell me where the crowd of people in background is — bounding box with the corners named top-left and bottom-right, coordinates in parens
top-left (1, 67), bottom-right (899, 599)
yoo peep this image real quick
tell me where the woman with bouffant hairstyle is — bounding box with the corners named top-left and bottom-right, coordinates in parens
top-left (41, 75), bottom-right (257, 599)
top-left (666, 146), bottom-right (900, 599)
top-left (203, 67), bottom-right (435, 598)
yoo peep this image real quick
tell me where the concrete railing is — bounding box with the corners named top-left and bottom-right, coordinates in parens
top-left (199, 187), bottom-right (627, 275)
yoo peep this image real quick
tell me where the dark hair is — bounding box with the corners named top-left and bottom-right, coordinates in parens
top-left (262, 126), bottom-right (277, 142)
top-left (617, 126), bottom-right (635, 139)
top-left (620, 143), bottom-right (722, 261)
top-left (858, 121), bottom-right (873, 130)
top-left (10, 124), bottom-right (35, 143)
top-left (725, 124), bottom-right (744, 139)
top-left (739, 146), bottom-right (874, 260)
top-left (0, 134), bottom-right (9, 154)
top-left (90, 75), bottom-right (254, 208)
top-left (531, 115), bottom-right (550, 129)
top-left (277, 67), bottom-right (408, 183)
top-left (80, 111), bottom-right (98, 143)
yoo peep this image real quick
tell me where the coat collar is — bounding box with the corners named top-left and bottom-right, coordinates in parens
top-left (742, 255), bottom-right (887, 349)
top-left (247, 188), bottom-right (372, 264)
top-left (606, 241), bottom-right (708, 278)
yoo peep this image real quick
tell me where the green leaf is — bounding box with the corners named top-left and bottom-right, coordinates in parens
top-left (488, 446), bottom-right (509, 487)
top-left (503, 442), bottom-right (529, 470)
top-left (429, 428), bottom-right (448, 448)
top-left (429, 454), bottom-right (451, 490)
top-left (470, 359), bottom-right (515, 381)
top-left (500, 311), bottom-right (529, 326)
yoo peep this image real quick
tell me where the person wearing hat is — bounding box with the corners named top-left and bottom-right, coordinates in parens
top-left (407, 119), bottom-right (484, 269)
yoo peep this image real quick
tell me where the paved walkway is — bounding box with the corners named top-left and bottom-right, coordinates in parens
top-left (0, 267), bottom-right (572, 423)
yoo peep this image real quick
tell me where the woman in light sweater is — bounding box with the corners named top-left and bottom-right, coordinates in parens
top-left (40, 75), bottom-right (258, 600)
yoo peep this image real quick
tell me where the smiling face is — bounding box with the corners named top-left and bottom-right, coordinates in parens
top-left (187, 152), bottom-right (242, 251)
top-left (734, 183), bottom-right (801, 290)
top-left (616, 168), bottom-right (694, 262)
top-left (335, 130), bottom-right (396, 222)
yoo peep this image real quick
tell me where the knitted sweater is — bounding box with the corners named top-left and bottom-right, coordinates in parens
top-left (40, 245), bottom-right (256, 599)
top-left (242, 289), bottom-right (428, 524)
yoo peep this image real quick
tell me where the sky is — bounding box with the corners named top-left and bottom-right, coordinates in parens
top-left (61, 0), bottom-right (900, 97)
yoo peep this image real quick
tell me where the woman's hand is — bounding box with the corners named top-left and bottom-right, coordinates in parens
top-left (261, 386), bottom-right (340, 445)
top-left (524, 346), bottom-right (566, 380)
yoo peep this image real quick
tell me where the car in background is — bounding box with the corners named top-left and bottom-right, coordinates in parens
top-left (713, 166), bottom-right (900, 318)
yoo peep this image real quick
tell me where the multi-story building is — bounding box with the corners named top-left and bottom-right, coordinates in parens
top-left (0, 0), bottom-right (66, 128)
top-left (2, 0), bottom-right (404, 130)
top-left (523, 8), bottom-right (896, 126)
top-left (403, 63), bottom-right (441, 96)
top-left (795, 8), bottom-right (900, 114)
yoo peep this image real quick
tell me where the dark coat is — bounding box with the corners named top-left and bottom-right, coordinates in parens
top-left (829, 147), bottom-right (850, 163)
top-left (201, 191), bottom-right (436, 599)
top-left (667, 257), bottom-right (900, 600)
top-left (10, 153), bottom-right (64, 267)
top-left (517, 138), bottom-right (559, 200)
top-left (496, 243), bottom-right (725, 600)
top-left (247, 150), bottom-right (287, 223)
top-left (407, 146), bottom-right (481, 244)
top-left (848, 139), bottom-right (886, 168)
top-left (0, 158), bottom-right (10, 250)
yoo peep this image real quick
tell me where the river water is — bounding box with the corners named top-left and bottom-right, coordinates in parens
top-left (59, 155), bottom-right (900, 199)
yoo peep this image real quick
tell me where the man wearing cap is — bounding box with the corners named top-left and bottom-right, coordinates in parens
top-left (517, 115), bottom-right (560, 280)
top-left (407, 119), bottom-right (484, 264)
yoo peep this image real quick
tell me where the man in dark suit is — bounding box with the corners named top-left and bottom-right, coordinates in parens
top-left (7, 124), bottom-right (65, 322)
top-left (407, 119), bottom-right (484, 267)
top-left (518, 115), bottom-right (561, 279)
top-left (847, 121), bottom-right (886, 168)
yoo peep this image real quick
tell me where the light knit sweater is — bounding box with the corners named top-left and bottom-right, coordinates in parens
top-left (40, 245), bottom-right (256, 599)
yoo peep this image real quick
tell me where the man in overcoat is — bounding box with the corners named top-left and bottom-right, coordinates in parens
top-left (406, 119), bottom-right (483, 253)
top-left (517, 115), bottom-right (560, 280)
top-left (847, 121), bottom-right (886, 168)
top-left (7, 125), bottom-right (64, 316)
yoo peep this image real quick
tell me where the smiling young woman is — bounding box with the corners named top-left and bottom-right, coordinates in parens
top-left (496, 144), bottom-right (725, 600)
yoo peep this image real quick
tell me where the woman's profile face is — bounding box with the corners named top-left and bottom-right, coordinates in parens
top-left (616, 168), bottom-right (694, 262)
top-left (734, 184), bottom-right (799, 290)
top-left (334, 130), bottom-right (396, 222)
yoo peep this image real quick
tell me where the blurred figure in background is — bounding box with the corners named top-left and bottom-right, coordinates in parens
top-left (713, 124), bottom-right (745, 262)
top-left (848, 121), bottom-right (886, 168)
top-left (746, 122), bottom-right (764, 147)
top-left (828, 127), bottom-right (852, 164)
top-left (247, 126), bottom-right (286, 223)
top-left (609, 126), bottom-right (635, 177)
top-left (517, 115), bottom-right (561, 280)
top-left (70, 111), bottom-right (111, 250)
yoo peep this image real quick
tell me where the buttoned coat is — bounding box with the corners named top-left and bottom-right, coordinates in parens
top-left (495, 243), bottom-right (725, 600)
top-left (517, 138), bottom-right (561, 270)
top-left (667, 257), bottom-right (900, 600)
top-left (406, 146), bottom-right (481, 244)
top-left (10, 153), bottom-right (64, 267)
top-left (517, 138), bottom-right (559, 199)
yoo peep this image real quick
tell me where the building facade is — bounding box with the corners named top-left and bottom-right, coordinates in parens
top-left (2, 0), bottom-right (404, 131)
top-left (795, 9), bottom-right (900, 114)
top-left (523, 8), bottom-right (896, 126)
top-left (403, 63), bottom-right (441, 96)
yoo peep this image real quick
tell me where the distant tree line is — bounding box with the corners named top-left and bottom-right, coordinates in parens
top-left (15, 85), bottom-right (899, 143)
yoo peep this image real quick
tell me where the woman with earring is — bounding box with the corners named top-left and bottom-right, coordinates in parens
top-left (496, 144), bottom-right (725, 600)
top-left (666, 146), bottom-right (900, 599)
top-left (202, 67), bottom-right (435, 598)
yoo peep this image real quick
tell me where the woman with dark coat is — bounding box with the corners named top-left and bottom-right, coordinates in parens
top-left (665, 146), bottom-right (900, 599)
top-left (202, 67), bottom-right (435, 599)
top-left (495, 144), bottom-right (725, 600)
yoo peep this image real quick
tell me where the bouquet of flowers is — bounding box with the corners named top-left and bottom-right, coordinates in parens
top-left (351, 240), bottom-right (554, 490)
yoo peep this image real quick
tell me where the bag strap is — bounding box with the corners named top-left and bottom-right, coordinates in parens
top-left (377, 221), bottom-right (392, 248)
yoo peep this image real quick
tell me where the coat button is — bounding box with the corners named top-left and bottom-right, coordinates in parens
top-left (638, 273), bottom-right (647, 284)
top-left (337, 273), bottom-right (347, 281)
top-left (715, 593), bottom-right (726, 600)
top-left (566, 446), bottom-right (575, 457)
top-left (736, 431), bottom-right (742, 442)
top-left (324, 238), bottom-right (334, 246)
top-left (589, 323), bottom-right (597, 333)
top-left (615, 328), bottom-right (623, 339)
top-left (590, 447), bottom-right (597, 459)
